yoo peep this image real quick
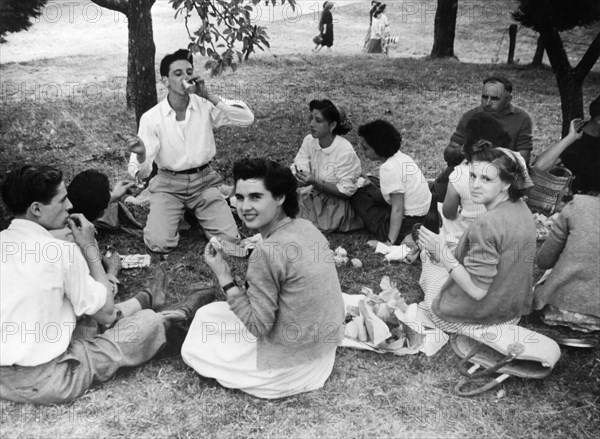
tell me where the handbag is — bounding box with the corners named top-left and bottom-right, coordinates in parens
top-left (450, 326), bottom-right (561, 396)
top-left (527, 166), bottom-right (572, 215)
top-left (313, 34), bottom-right (323, 45)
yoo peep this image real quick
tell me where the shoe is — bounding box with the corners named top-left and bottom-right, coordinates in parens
top-left (147, 264), bottom-right (168, 309)
top-left (159, 287), bottom-right (216, 322)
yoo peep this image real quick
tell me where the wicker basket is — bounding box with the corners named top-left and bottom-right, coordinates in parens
top-left (528, 166), bottom-right (572, 215)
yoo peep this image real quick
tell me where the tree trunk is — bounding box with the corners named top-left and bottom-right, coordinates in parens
top-left (430, 0), bottom-right (458, 58)
top-left (530, 35), bottom-right (545, 66)
top-left (127, 0), bottom-right (157, 126)
top-left (539, 27), bottom-right (584, 137)
top-left (92, 0), bottom-right (157, 127)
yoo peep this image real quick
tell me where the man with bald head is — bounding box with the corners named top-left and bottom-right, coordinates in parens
top-left (435, 76), bottom-right (533, 200)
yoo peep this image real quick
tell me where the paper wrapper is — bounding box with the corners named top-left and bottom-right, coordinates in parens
top-left (340, 276), bottom-right (448, 356)
top-left (119, 254), bottom-right (151, 269)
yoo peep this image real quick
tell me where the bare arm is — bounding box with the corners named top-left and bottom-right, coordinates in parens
top-left (387, 192), bottom-right (405, 245)
top-left (534, 119), bottom-right (585, 172)
top-left (419, 227), bottom-right (488, 300)
top-left (442, 182), bottom-right (461, 220)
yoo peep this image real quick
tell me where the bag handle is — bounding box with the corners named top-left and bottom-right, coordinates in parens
top-left (455, 373), bottom-right (511, 397)
top-left (457, 342), bottom-right (523, 379)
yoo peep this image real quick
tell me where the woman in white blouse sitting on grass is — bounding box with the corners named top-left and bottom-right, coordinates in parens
top-left (291, 99), bottom-right (363, 233)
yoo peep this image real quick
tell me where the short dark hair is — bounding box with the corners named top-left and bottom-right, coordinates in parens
top-left (483, 76), bottom-right (513, 94)
top-left (589, 94), bottom-right (600, 119)
top-left (309, 99), bottom-right (352, 136)
top-left (470, 147), bottom-right (526, 200)
top-left (67, 170), bottom-right (111, 222)
top-left (160, 49), bottom-right (193, 77)
top-left (463, 113), bottom-right (511, 160)
top-left (358, 119), bottom-right (401, 158)
top-left (233, 158), bottom-right (299, 218)
top-left (1, 165), bottom-right (63, 215)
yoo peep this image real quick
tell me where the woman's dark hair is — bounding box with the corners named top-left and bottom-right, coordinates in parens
top-left (357, 119), bottom-right (401, 158)
top-left (160, 49), bottom-right (193, 77)
top-left (309, 99), bottom-right (352, 136)
top-left (0, 165), bottom-right (63, 215)
top-left (463, 113), bottom-right (511, 160)
top-left (67, 170), bottom-right (111, 222)
top-left (233, 158), bottom-right (299, 218)
top-left (470, 147), bottom-right (527, 200)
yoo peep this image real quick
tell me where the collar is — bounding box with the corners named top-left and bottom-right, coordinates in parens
top-left (493, 103), bottom-right (516, 118)
top-left (262, 216), bottom-right (292, 239)
top-left (317, 136), bottom-right (339, 155)
top-left (6, 218), bottom-right (54, 237)
top-left (159, 94), bottom-right (200, 117)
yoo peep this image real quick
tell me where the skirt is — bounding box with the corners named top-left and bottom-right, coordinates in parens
top-left (297, 186), bottom-right (364, 233)
top-left (365, 39), bottom-right (383, 54)
top-left (181, 302), bottom-right (336, 399)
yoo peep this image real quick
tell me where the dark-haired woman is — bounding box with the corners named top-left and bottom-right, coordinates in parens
top-left (292, 99), bottom-right (363, 233)
top-left (314, 1), bottom-right (334, 53)
top-left (350, 119), bottom-right (433, 246)
top-left (415, 145), bottom-right (536, 333)
top-left (181, 158), bottom-right (345, 399)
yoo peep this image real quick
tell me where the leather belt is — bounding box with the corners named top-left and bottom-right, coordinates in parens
top-left (162, 163), bottom-right (210, 174)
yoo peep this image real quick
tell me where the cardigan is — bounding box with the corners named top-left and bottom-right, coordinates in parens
top-left (227, 217), bottom-right (345, 370)
top-left (534, 195), bottom-right (600, 317)
top-left (432, 199), bottom-right (536, 324)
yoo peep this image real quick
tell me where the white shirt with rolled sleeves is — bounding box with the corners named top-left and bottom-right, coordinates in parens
top-left (0, 219), bottom-right (108, 367)
top-left (128, 95), bottom-right (255, 179)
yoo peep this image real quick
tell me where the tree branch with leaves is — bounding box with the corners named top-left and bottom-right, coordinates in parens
top-left (171, 0), bottom-right (295, 76)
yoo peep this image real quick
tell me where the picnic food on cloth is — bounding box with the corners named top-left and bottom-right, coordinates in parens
top-left (341, 277), bottom-right (448, 356)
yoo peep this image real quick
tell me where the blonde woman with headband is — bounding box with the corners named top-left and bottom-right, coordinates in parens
top-left (291, 99), bottom-right (363, 233)
top-left (414, 143), bottom-right (536, 333)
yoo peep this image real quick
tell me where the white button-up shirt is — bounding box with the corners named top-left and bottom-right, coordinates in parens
top-left (0, 219), bottom-right (107, 366)
top-left (128, 95), bottom-right (254, 179)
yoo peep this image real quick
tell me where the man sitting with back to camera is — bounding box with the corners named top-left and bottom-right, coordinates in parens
top-left (434, 76), bottom-right (533, 201)
top-left (124, 49), bottom-right (255, 253)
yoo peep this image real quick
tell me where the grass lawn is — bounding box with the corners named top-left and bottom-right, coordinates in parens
top-left (1, 1), bottom-right (599, 438)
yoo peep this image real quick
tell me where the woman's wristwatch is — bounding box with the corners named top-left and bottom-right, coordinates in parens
top-left (221, 281), bottom-right (237, 293)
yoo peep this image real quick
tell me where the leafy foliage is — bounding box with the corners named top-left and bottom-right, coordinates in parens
top-left (512, 0), bottom-right (600, 32)
top-left (0, 0), bottom-right (47, 43)
top-left (170, 0), bottom-right (295, 76)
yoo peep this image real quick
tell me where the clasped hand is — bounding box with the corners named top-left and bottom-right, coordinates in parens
top-left (67, 213), bottom-right (97, 248)
top-left (295, 169), bottom-right (316, 186)
top-left (118, 132), bottom-right (146, 156)
top-left (204, 237), bottom-right (232, 281)
top-left (418, 226), bottom-right (446, 261)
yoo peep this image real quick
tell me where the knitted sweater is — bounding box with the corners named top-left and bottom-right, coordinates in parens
top-left (432, 199), bottom-right (536, 324)
top-left (227, 217), bottom-right (345, 370)
top-left (534, 195), bottom-right (600, 317)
